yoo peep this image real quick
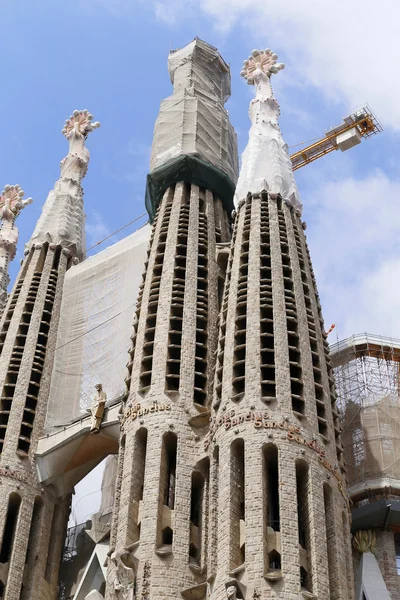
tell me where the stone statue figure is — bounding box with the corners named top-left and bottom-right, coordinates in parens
top-left (226, 586), bottom-right (238, 599)
top-left (112, 551), bottom-right (136, 600)
top-left (87, 383), bottom-right (107, 434)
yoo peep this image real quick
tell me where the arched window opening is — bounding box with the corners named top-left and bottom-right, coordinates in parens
top-left (296, 460), bottom-right (312, 592)
top-left (189, 471), bottom-right (205, 565)
top-left (231, 439), bottom-right (245, 569)
top-left (130, 428), bottom-right (148, 543)
top-left (0, 493), bottom-right (21, 564)
top-left (157, 432), bottom-right (177, 551)
top-left (268, 549), bottom-right (281, 571)
top-left (264, 444), bottom-right (280, 532)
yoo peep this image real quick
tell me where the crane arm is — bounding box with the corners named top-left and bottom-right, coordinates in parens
top-left (290, 104), bottom-right (382, 171)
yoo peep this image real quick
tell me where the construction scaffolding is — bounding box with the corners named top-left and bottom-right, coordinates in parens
top-left (331, 334), bottom-right (400, 502)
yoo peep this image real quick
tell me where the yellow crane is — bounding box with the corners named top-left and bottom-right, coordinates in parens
top-left (289, 104), bottom-right (382, 171)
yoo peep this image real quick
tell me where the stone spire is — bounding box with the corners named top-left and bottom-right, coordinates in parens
top-left (0, 185), bottom-right (32, 314)
top-left (235, 48), bottom-right (301, 211)
top-left (26, 109), bottom-right (100, 262)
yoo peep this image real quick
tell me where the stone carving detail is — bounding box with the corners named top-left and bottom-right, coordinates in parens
top-left (353, 529), bottom-right (377, 554)
top-left (234, 48), bottom-right (301, 211)
top-left (0, 185), bottom-right (32, 314)
top-left (62, 109), bottom-right (100, 139)
top-left (226, 586), bottom-right (238, 599)
top-left (112, 551), bottom-right (136, 600)
top-left (141, 561), bottom-right (151, 599)
top-left (87, 383), bottom-right (107, 434)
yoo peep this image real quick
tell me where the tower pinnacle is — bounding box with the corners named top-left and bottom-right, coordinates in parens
top-left (0, 184), bottom-right (32, 314)
top-left (235, 48), bottom-right (301, 211)
top-left (26, 109), bottom-right (100, 261)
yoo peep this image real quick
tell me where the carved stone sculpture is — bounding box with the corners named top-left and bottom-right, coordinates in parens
top-left (112, 551), bottom-right (136, 600)
top-left (87, 383), bottom-right (107, 434)
top-left (353, 529), bottom-right (377, 554)
top-left (226, 586), bottom-right (238, 599)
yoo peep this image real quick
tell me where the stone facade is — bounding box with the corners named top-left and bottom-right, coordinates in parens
top-left (0, 39), bottom-right (373, 600)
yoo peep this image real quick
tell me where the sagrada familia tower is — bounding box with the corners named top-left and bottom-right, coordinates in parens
top-left (0, 38), bottom-right (394, 600)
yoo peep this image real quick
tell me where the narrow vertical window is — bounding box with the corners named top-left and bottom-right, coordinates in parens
top-left (231, 439), bottom-right (245, 569)
top-left (296, 460), bottom-right (312, 592)
top-left (0, 493), bottom-right (21, 565)
top-left (157, 432), bottom-right (177, 549)
top-left (264, 444), bottom-right (281, 575)
top-left (323, 484), bottom-right (338, 599)
top-left (189, 471), bottom-right (205, 565)
top-left (130, 428), bottom-right (148, 543)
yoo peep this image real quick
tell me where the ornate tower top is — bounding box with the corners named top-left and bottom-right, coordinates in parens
top-left (0, 184), bottom-right (33, 220)
top-left (0, 185), bottom-right (32, 314)
top-left (26, 110), bottom-right (100, 261)
top-left (61, 109), bottom-right (100, 139)
top-left (234, 48), bottom-right (302, 211)
top-left (240, 48), bottom-right (285, 82)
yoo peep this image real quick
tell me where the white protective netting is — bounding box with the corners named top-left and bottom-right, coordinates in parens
top-left (46, 224), bottom-right (150, 428)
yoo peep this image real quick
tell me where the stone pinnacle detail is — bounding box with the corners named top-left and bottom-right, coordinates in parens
top-left (235, 48), bottom-right (302, 211)
top-left (0, 185), bottom-right (32, 314)
top-left (61, 108), bottom-right (100, 139)
top-left (26, 109), bottom-right (100, 261)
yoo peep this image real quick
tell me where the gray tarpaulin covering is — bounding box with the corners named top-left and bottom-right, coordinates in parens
top-left (46, 225), bottom-right (150, 428)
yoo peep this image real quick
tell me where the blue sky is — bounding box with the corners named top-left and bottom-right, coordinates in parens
top-left (2, 0), bottom-right (399, 344)
top-left (2, 0), bottom-right (400, 520)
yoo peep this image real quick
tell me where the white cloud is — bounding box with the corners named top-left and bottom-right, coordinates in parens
top-left (151, 0), bottom-right (400, 130)
top-left (305, 171), bottom-right (400, 339)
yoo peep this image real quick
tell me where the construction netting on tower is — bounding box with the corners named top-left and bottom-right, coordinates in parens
top-left (45, 224), bottom-right (150, 429)
top-left (331, 333), bottom-right (400, 497)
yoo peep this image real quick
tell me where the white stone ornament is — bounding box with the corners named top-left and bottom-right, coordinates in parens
top-left (234, 47), bottom-right (301, 212)
top-left (0, 185), bottom-right (33, 315)
top-left (62, 109), bottom-right (101, 139)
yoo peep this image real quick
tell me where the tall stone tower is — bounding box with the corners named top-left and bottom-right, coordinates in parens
top-left (106, 38), bottom-right (238, 600)
top-left (0, 110), bottom-right (99, 600)
top-left (208, 50), bottom-right (354, 599)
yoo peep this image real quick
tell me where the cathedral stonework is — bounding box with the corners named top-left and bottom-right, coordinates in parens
top-left (0, 38), bottom-right (376, 600)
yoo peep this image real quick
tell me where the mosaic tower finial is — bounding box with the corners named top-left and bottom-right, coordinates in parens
top-left (234, 47), bottom-right (301, 210)
top-left (0, 185), bottom-right (32, 314)
top-left (240, 48), bottom-right (285, 83)
top-left (26, 110), bottom-right (100, 261)
top-left (61, 109), bottom-right (100, 139)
